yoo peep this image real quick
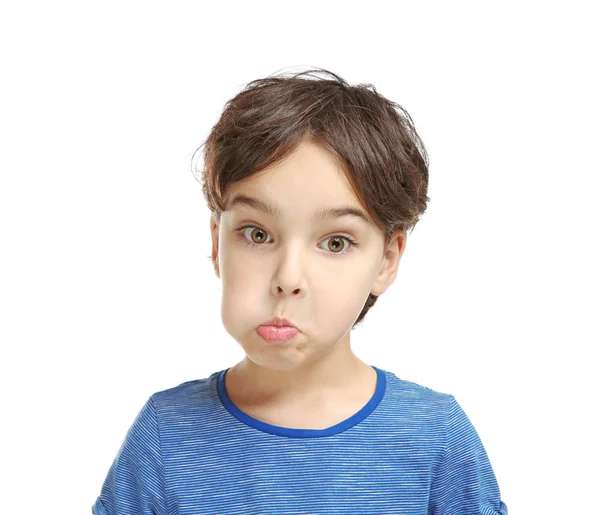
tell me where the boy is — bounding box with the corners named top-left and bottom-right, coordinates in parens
top-left (92, 68), bottom-right (508, 514)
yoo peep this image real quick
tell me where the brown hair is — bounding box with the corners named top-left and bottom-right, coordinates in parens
top-left (192, 67), bottom-right (430, 328)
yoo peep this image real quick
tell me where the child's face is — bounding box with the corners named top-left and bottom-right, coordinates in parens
top-left (210, 140), bottom-right (406, 372)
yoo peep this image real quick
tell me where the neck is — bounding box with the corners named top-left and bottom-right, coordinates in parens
top-left (225, 338), bottom-right (373, 407)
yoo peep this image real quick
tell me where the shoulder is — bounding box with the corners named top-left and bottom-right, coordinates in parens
top-left (145, 370), bottom-right (221, 417)
top-left (374, 369), bottom-right (458, 435)
top-left (383, 369), bottom-right (455, 409)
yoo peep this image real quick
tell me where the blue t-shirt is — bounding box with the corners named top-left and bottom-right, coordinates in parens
top-left (92, 366), bottom-right (508, 514)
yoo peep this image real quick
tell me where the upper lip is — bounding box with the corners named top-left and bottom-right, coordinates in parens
top-left (260, 317), bottom-right (298, 329)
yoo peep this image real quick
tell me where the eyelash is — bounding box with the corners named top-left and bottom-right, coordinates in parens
top-left (234, 224), bottom-right (359, 256)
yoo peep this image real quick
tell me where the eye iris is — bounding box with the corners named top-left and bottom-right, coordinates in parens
top-left (251, 228), bottom-right (267, 243)
top-left (328, 237), bottom-right (343, 252)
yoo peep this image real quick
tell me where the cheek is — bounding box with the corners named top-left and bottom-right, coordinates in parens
top-left (310, 273), bottom-right (373, 325)
top-left (220, 285), bottom-right (258, 339)
top-left (222, 260), bottom-right (266, 295)
top-left (220, 244), bottom-right (264, 281)
top-left (220, 264), bottom-right (266, 328)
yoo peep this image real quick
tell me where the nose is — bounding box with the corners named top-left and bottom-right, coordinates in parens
top-left (272, 246), bottom-right (306, 296)
top-left (276, 285), bottom-right (301, 295)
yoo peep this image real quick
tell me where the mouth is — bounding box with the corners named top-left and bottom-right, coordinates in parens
top-left (259, 316), bottom-right (298, 330)
top-left (256, 325), bottom-right (299, 343)
top-left (256, 316), bottom-right (300, 343)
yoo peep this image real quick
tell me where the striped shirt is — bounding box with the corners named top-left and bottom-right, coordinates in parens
top-left (92, 366), bottom-right (508, 514)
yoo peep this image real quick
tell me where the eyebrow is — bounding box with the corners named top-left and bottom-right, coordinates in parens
top-left (227, 194), bottom-right (371, 226)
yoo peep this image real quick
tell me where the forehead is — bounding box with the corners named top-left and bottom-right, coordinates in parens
top-left (223, 140), bottom-right (374, 226)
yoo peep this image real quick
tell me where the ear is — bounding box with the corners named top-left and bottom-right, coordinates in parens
top-left (370, 228), bottom-right (407, 296)
top-left (210, 213), bottom-right (220, 278)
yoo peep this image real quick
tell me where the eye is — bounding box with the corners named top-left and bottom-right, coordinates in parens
top-left (235, 225), bottom-right (358, 256)
top-left (320, 235), bottom-right (355, 254)
top-left (239, 225), bottom-right (273, 246)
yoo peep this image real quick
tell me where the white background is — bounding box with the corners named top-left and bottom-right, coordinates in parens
top-left (1, 2), bottom-right (598, 514)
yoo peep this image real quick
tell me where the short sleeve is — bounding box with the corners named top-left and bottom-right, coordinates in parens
top-left (428, 396), bottom-right (508, 515)
top-left (92, 397), bottom-right (168, 515)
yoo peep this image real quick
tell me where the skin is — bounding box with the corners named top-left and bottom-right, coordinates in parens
top-left (210, 139), bottom-right (407, 425)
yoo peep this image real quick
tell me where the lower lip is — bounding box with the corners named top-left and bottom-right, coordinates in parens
top-left (256, 325), bottom-right (299, 343)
